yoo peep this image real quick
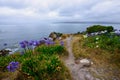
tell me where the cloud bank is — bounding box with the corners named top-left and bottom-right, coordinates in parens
top-left (0, 0), bottom-right (120, 23)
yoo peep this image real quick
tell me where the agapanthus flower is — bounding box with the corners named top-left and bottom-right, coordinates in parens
top-left (44, 38), bottom-right (54, 45)
top-left (28, 40), bottom-right (35, 46)
top-left (45, 40), bottom-right (50, 45)
top-left (33, 40), bottom-right (40, 46)
top-left (60, 41), bottom-right (64, 46)
top-left (39, 40), bottom-right (45, 44)
top-left (7, 61), bottom-right (19, 72)
top-left (19, 43), bottom-right (26, 48)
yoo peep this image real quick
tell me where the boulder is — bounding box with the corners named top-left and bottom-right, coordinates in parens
top-left (49, 32), bottom-right (63, 40)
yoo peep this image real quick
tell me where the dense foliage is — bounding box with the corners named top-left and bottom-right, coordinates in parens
top-left (83, 27), bottom-right (120, 66)
top-left (86, 25), bottom-right (114, 33)
top-left (0, 39), bottom-right (70, 80)
top-left (84, 33), bottom-right (120, 51)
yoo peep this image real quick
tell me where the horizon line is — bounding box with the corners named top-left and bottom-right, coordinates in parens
top-left (54, 21), bottom-right (120, 24)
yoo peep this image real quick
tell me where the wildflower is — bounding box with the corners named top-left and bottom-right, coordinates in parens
top-left (96, 37), bottom-right (99, 40)
top-left (60, 41), bottom-right (64, 46)
top-left (83, 34), bottom-right (88, 38)
top-left (28, 41), bottom-right (33, 46)
top-left (24, 40), bottom-right (29, 45)
top-left (7, 61), bottom-right (19, 72)
top-left (19, 43), bottom-right (26, 48)
top-left (104, 30), bottom-right (107, 33)
top-left (50, 41), bottom-right (55, 45)
top-left (96, 45), bottom-right (99, 48)
top-left (44, 38), bottom-right (54, 45)
top-left (39, 40), bottom-right (45, 44)
top-left (33, 41), bottom-right (39, 46)
top-left (45, 39), bottom-right (51, 45)
top-left (96, 41), bottom-right (98, 44)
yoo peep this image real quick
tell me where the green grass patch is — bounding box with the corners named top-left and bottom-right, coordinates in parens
top-left (36, 45), bottom-right (68, 56)
top-left (83, 33), bottom-right (120, 52)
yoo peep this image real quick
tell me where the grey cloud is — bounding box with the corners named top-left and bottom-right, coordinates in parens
top-left (0, 0), bottom-right (27, 9)
top-left (0, 0), bottom-right (120, 23)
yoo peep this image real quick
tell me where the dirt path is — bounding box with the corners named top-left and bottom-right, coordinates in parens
top-left (64, 36), bottom-right (97, 80)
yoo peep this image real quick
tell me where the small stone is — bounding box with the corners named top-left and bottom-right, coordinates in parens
top-left (80, 59), bottom-right (92, 67)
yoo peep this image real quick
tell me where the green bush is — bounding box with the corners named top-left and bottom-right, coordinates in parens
top-left (36, 45), bottom-right (65, 55)
top-left (83, 33), bottom-right (120, 51)
top-left (86, 25), bottom-right (114, 33)
top-left (21, 54), bottom-right (66, 80)
top-left (0, 44), bottom-right (71, 80)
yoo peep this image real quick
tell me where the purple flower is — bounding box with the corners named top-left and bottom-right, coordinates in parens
top-left (24, 40), bottom-right (29, 44)
top-left (50, 41), bottom-right (55, 45)
top-left (19, 43), bottom-right (26, 48)
top-left (19, 40), bottom-right (30, 48)
top-left (7, 61), bottom-right (19, 72)
top-left (60, 41), bottom-right (64, 46)
top-left (28, 40), bottom-right (34, 46)
top-left (39, 40), bottom-right (45, 44)
top-left (33, 41), bottom-right (39, 46)
top-left (45, 40), bottom-right (50, 45)
top-left (44, 38), bottom-right (55, 45)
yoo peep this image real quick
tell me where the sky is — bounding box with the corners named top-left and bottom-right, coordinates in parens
top-left (0, 0), bottom-right (120, 24)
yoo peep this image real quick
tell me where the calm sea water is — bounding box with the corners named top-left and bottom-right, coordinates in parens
top-left (0, 23), bottom-right (120, 50)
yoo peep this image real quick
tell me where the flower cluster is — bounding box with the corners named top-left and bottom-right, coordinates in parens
top-left (114, 29), bottom-right (120, 36)
top-left (60, 41), bottom-right (64, 46)
top-left (87, 30), bottom-right (107, 37)
top-left (7, 61), bottom-right (19, 72)
top-left (19, 37), bottom-right (64, 55)
top-left (19, 37), bottom-right (60, 49)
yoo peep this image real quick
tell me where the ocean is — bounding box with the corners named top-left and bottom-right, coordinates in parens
top-left (0, 22), bottom-right (120, 51)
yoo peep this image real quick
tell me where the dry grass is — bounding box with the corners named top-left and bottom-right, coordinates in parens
top-left (72, 34), bottom-right (120, 79)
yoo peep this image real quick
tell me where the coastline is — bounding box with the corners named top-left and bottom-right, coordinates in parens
top-left (0, 25), bottom-right (120, 80)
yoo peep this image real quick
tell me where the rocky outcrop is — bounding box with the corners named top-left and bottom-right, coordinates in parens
top-left (49, 32), bottom-right (62, 40)
top-left (0, 49), bottom-right (11, 56)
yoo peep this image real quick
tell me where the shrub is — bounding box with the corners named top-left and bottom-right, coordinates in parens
top-left (36, 45), bottom-right (65, 55)
top-left (86, 25), bottom-right (114, 33)
top-left (21, 54), bottom-right (66, 80)
top-left (83, 33), bottom-right (120, 51)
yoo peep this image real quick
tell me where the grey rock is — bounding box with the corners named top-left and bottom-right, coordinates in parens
top-left (80, 59), bottom-right (92, 67)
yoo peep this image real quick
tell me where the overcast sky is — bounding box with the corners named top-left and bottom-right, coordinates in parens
top-left (0, 0), bottom-right (120, 23)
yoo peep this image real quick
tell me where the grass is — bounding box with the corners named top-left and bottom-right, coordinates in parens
top-left (36, 45), bottom-right (68, 56)
top-left (72, 33), bottom-right (120, 79)
top-left (0, 45), bottom-right (71, 80)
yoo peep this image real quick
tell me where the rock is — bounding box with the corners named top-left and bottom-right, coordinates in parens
top-left (0, 49), bottom-right (11, 56)
top-left (49, 32), bottom-right (62, 40)
top-left (49, 32), bottom-right (57, 40)
top-left (80, 59), bottom-right (92, 67)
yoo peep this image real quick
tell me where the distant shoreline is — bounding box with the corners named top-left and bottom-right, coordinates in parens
top-left (54, 21), bottom-right (120, 24)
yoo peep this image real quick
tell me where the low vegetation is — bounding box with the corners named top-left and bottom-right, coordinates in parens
top-left (72, 25), bottom-right (120, 79)
top-left (0, 38), bottom-right (71, 80)
top-left (86, 25), bottom-right (114, 33)
top-left (0, 25), bottom-right (120, 80)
